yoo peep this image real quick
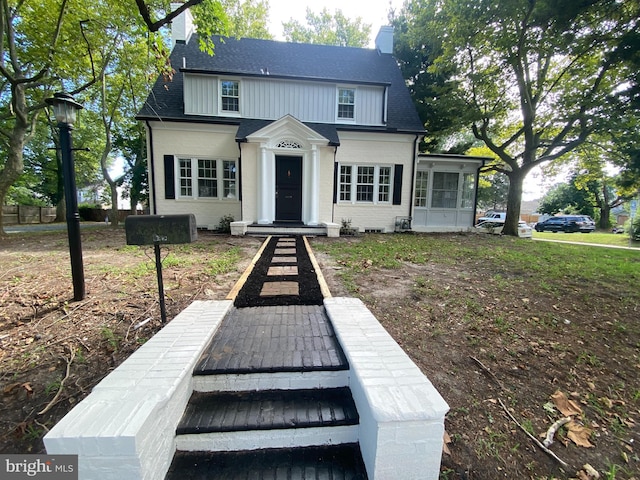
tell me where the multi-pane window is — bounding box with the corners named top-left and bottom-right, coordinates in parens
top-left (198, 159), bottom-right (217, 197)
top-left (414, 171), bottom-right (429, 207)
top-left (378, 167), bottom-right (391, 202)
top-left (223, 160), bottom-right (236, 198)
top-left (431, 172), bottom-right (459, 208)
top-left (221, 80), bottom-right (239, 112)
top-left (337, 88), bottom-right (355, 120)
top-left (339, 165), bottom-right (352, 201)
top-left (461, 173), bottom-right (475, 208)
top-left (177, 158), bottom-right (237, 200)
top-left (356, 166), bottom-right (375, 202)
top-left (178, 158), bottom-right (192, 197)
top-left (339, 164), bottom-right (392, 204)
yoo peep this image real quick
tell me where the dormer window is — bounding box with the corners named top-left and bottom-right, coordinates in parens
top-left (221, 80), bottom-right (239, 112)
top-left (337, 88), bottom-right (355, 121)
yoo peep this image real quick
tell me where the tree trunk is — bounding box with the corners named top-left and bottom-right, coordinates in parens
top-left (109, 180), bottom-right (119, 226)
top-left (502, 171), bottom-right (525, 236)
top-left (0, 86), bottom-right (28, 237)
top-left (599, 205), bottom-right (611, 230)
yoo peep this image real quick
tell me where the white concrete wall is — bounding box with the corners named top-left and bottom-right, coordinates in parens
top-left (44, 301), bottom-right (232, 480)
top-left (147, 121), bottom-right (242, 229)
top-left (333, 132), bottom-right (416, 232)
top-left (324, 297), bottom-right (449, 480)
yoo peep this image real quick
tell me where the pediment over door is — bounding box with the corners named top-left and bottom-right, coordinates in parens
top-left (244, 115), bottom-right (333, 149)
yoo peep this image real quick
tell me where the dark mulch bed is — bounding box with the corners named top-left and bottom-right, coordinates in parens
top-left (233, 236), bottom-right (324, 307)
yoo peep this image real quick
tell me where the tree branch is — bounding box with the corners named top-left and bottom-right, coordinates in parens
top-left (134, 0), bottom-right (206, 33)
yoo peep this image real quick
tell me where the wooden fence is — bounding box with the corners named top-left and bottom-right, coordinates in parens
top-left (2, 205), bottom-right (57, 225)
top-left (2, 206), bottom-right (144, 225)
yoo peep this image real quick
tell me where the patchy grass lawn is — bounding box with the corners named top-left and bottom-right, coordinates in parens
top-left (311, 233), bottom-right (640, 480)
top-left (0, 228), bottom-right (262, 454)
top-left (1, 228), bottom-right (638, 480)
top-left (533, 231), bottom-right (639, 248)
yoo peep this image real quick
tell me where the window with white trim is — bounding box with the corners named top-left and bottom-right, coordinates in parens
top-left (339, 165), bottom-right (352, 201)
top-left (339, 164), bottom-right (392, 204)
top-left (461, 173), bottom-right (475, 209)
top-left (378, 166), bottom-right (391, 202)
top-left (223, 160), bottom-right (237, 198)
top-left (178, 158), bottom-right (193, 197)
top-left (431, 172), bottom-right (459, 208)
top-left (198, 159), bottom-right (217, 197)
top-left (414, 170), bottom-right (429, 207)
top-left (177, 158), bottom-right (238, 200)
top-left (337, 88), bottom-right (355, 120)
top-left (220, 80), bottom-right (239, 112)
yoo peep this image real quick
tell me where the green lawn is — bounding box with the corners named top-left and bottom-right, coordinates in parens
top-left (532, 230), bottom-right (640, 248)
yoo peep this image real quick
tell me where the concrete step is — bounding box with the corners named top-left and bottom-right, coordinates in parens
top-left (192, 369), bottom-right (350, 393)
top-left (175, 388), bottom-right (360, 452)
top-left (166, 444), bottom-right (368, 479)
top-left (177, 388), bottom-right (359, 434)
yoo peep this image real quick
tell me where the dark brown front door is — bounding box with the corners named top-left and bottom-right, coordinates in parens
top-left (275, 156), bottom-right (302, 222)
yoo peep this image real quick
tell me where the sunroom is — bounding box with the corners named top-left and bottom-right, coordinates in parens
top-left (411, 154), bottom-right (486, 232)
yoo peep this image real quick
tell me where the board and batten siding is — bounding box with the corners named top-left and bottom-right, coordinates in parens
top-left (184, 74), bottom-right (216, 115)
top-left (183, 73), bottom-right (385, 126)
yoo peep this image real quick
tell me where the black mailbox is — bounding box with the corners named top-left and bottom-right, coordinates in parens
top-left (125, 214), bottom-right (197, 245)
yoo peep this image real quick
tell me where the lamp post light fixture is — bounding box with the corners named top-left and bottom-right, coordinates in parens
top-left (46, 92), bottom-right (86, 301)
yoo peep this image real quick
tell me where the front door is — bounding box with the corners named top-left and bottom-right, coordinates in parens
top-left (275, 155), bottom-right (303, 222)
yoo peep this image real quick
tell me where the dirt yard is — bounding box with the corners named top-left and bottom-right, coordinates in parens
top-left (1, 228), bottom-right (638, 480)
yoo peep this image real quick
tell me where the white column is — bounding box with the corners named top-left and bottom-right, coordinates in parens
top-left (258, 146), bottom-right (270, 224)
top-left (309, 146), bottom-right (319, 225)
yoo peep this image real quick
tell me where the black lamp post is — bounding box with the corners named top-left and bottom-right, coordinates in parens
top-left (46, 92), bottom-right (85, 301)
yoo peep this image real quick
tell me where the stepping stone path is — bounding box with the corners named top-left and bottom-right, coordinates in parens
top-left (165, 236), bottom-right (368, 479)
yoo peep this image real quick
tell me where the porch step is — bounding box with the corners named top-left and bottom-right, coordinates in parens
top-left (166, 444), bottom-right (368, 480)
top-left (246, 223), bottom-right (327, 236)
top-left (177, 388), bottom-right (358, 434)
top-left (174, 388), bottom-right (360, 452)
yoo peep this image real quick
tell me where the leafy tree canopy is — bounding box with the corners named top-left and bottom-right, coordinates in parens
top-left (283, 8), bottom-right (371, 47)
top-left (393, 0), bottom-right (639, 235)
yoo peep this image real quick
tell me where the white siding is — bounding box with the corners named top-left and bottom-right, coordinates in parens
top-left (356, 86), bottom-right (384, 126)
top-left (183, 73), bottom-right (385, 126)
top-left (184, 75), bottom-right (216, 115)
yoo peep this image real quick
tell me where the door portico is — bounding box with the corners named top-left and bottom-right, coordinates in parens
top-left (244, 116), bottom-right (331, 226)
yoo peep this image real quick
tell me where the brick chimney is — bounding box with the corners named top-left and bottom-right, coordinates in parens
top-left (171, 3), bottom-right (195, 48)
top-left (375, 26), bottom-right (394, 54)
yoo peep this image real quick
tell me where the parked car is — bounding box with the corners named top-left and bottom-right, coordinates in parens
top-left (475, 220), bottom-right (532, 238)
top-left (476, 211), bottom-right (507, 223)
top-left (561, 215), bottom-right (595, 233)
top-left (534, 217), bottom-right (581, 233)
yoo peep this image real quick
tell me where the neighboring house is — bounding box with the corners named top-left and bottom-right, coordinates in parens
top-left (137, 9), bottom-right (485, 235)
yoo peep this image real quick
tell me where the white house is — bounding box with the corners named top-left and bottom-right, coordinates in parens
top-left (136, 10), bottom-right (485, 235)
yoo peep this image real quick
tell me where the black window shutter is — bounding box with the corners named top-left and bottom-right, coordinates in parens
top-left (333, 163), bottom-right (338, 204)
top-left (164, 155), bottom-right (175, 199)
top-left (392, 164), bottom-right (403, 205)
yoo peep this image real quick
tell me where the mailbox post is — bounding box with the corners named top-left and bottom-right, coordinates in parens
top-left (124, 214), bottom-right (197, 323)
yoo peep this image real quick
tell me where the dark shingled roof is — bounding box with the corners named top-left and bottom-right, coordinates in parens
top-left (137, 35), bottom-right (425, 135)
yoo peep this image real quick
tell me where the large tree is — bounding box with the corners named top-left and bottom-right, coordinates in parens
top-left (0, 1), bottom-right (237, 236)
top-left (395, 0), bottom-right (639, 235)
top-left (283, 8), bottom-right (371, 47)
